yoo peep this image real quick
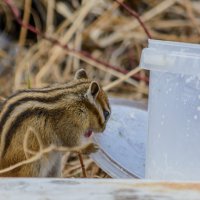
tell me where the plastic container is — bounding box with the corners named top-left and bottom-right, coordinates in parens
top-left (91, 98), bottom-right (147, 178)
top-left (140, 39), bottom-right (200, 180)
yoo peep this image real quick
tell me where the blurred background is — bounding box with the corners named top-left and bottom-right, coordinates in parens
top-left (0, 0), bottom-right (200, 177)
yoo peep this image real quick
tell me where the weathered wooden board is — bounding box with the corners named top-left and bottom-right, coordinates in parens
top-left (0, 179), bottom-right (200, 199)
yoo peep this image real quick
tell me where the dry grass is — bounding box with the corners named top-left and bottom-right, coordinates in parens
top-left (0, 0), bottom-right (200, 178)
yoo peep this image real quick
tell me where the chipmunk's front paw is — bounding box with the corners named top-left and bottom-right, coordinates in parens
top-left (82, 143), bottom-right (99, 154)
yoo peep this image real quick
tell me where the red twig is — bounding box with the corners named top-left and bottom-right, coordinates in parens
top-left (4, 0), bottom-right (40, 35)
top-left (3, 0), bottom-right (149, 83)
top-left (114, 0), bottom-right (152, 39)
top-left (78, 153), bottom-right (87, 178)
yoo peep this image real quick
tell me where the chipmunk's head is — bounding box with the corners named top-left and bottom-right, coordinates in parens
top-left (73, 69), bottom-right (111, 138)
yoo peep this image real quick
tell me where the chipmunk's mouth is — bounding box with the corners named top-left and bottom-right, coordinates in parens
top-left (84, 129), bottom-right (93, 138)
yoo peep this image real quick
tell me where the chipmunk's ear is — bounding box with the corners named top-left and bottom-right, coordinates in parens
top-left (74, 69), bottom-right (88, 80)
top-left (87, 81), bottom-right (100, 101)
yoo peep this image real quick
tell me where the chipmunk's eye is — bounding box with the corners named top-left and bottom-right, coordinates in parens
top-left (103, 110), bottom-right (110, 121)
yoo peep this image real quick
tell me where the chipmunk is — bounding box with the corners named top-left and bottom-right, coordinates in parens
top-left (0, 69), bottom-right (110, 177)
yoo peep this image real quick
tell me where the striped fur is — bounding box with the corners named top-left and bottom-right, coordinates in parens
top-left (0, 69), bottom-right (110, 177)
top-left (0, 81), bottom-right (91, 135)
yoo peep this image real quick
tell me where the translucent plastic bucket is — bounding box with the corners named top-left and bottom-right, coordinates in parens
top-left (140, 39), bottom-right (200, 180)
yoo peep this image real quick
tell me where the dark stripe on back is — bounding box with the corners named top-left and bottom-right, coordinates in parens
top-left (1, 107), bottom-right (63, 158)
top-left (4, 80), bottom-right (90, 104)
top-left (0, 81), bottom-right (90, 135)
top-left (0, 94), bottom-right (65, 135)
